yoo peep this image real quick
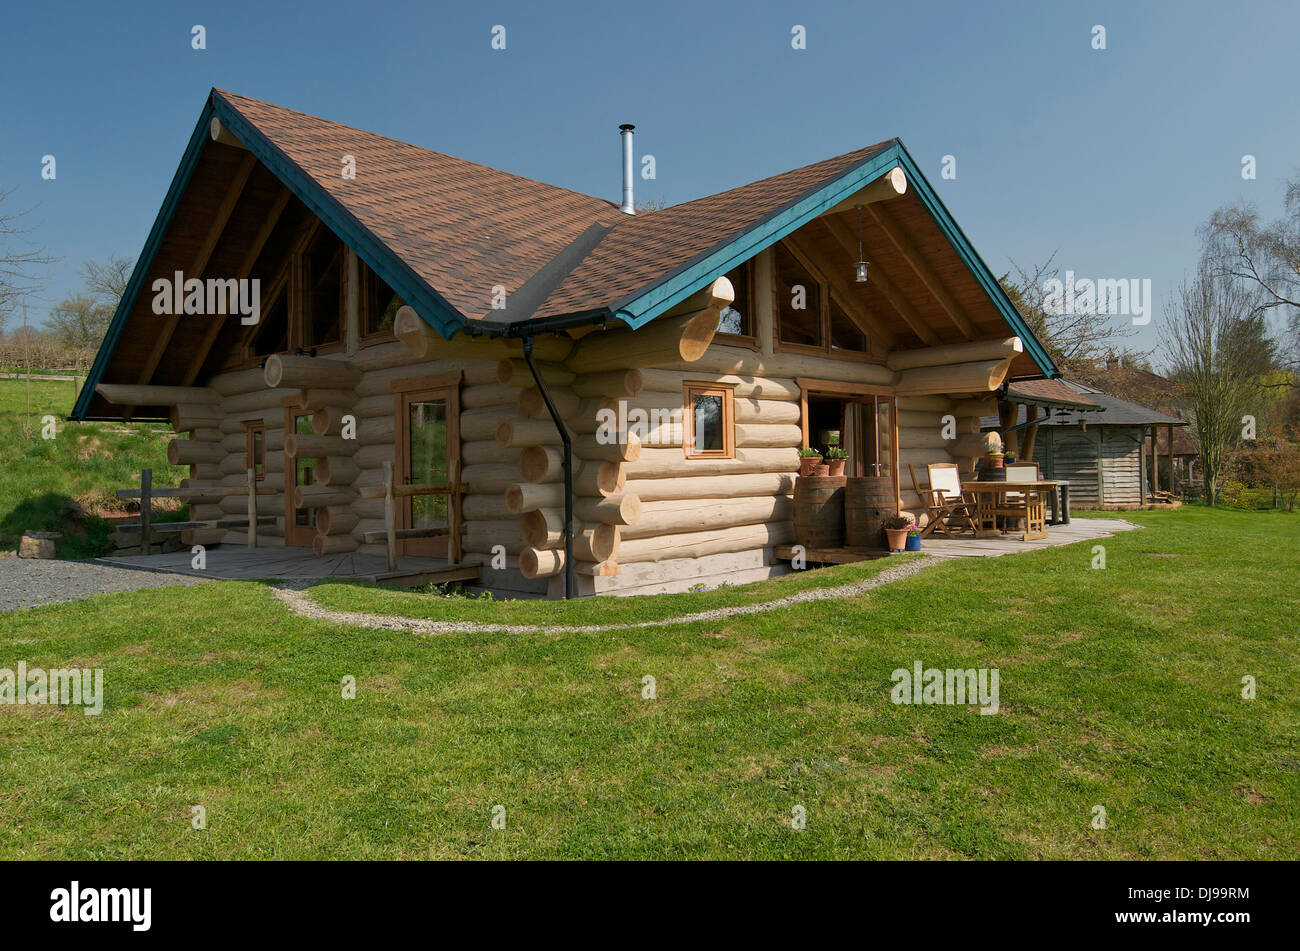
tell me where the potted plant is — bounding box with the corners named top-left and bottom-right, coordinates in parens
top-left (884, 515), bottom-right (912, 552)
top-left (825, 446), bottom-right (849, 477)
top-left (905, 522), bottom-right (922, 551)
top-left (983, 431), bottom-right (1005, 470)
top-left (798, 446), bottom-right (823, 478)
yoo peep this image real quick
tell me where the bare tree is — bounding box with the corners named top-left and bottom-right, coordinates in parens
top-left (1162, 259), bottom-right (1266, 505)
top-left (1001, 253), bottom-right (1148, 376)
top-left (0, 188), bottom-right (53, 333)
top-left (1203, 175), bottom-right (1300, 370)
top-left (44, 254), bottom-right (133, 352)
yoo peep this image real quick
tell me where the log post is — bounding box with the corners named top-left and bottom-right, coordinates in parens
top-left (247, 467), bottom-right (258, 548)
top-left (449, 458), bottom-right (463, 565)
top-left (140, 468), bottom-right (152, 556)
top-left (383, 460), bottom-right (397, 572)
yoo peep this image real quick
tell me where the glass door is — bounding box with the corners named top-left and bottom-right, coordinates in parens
top-left (397, 386), bottom-right (459, 558)
top-left (285, 411), bottom-right (318, 548)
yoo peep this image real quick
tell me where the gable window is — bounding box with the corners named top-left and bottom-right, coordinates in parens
top-left (775, 244), bottom-right (823, 348)
top-left (244, 420), bottom-right (266, 481)
top-left (363, 266), bottom-right (405, 341)
top-left (304, 229), bottom-right (343, 349)
top-left (683, 382), bottom-right (735, 459)
top-left (775, 240), bottom-right (871, 360)
top-left (715, 259), bottom-right (755, 345)
top-left (249, 285), bottom-right (289, 358)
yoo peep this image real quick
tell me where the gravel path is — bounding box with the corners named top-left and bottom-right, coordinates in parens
top-left (0, 556), bottom-right (210, 613)
top-left (271, 556), bottom-right (937, 636)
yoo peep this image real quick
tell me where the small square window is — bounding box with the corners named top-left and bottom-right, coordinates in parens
top-left (244, 421), bottom-right (266, 481)
top-left (683, 383), bottom-right (735, 459)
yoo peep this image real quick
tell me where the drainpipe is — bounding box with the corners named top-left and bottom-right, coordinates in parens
top-left (521, 335), bottom-right (574, 599)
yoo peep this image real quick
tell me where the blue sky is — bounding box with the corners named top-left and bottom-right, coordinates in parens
top-left (2, 0), bottom-right (1297, 361)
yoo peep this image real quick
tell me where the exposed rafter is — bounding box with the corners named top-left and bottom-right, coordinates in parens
top-left (133, 150), bottom-right (257, 402)
top-left (181, 185), bottom-right (292, 386)
top-left (867, 202), bottom-right (979, 340)
top-left (818, 215), bottom-right (939, 347)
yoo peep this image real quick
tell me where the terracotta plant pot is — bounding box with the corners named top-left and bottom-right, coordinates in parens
top-left (885, 528), bottom-right (909, 552)
top-left (827, 459), bottom-right (846, 477)
top-left (813, 463), bottom-right (830, 477)
top-left (799, 456), bottom-right (823, 477)
top-left (985, 451), bottom-right (1005, 469)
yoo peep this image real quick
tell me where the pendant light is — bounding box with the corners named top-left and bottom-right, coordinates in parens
top-left (854, 204), bottom-right (869, 283)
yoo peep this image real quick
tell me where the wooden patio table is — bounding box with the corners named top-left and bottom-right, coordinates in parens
top-left (963, 478), bottom-right (1059, 541)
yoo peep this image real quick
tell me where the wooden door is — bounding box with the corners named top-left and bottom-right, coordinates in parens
top-left (285, 409), bottom-right (318, 548)
top-left (396, 385), bottom-right (459, 557)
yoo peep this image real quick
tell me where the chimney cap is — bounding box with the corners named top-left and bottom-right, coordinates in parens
top-left (619, 123), bottom-right (635, 132)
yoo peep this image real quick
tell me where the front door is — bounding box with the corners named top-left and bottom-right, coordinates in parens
top-left (396, 385), bottom-right (459, 557)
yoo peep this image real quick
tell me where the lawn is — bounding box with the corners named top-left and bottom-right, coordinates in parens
top-left (0, 507), bottom-right (1295, 859)
top-left (0, 377), bottom-right (185, 556)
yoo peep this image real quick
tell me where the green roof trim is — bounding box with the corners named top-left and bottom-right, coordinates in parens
top-left (607, 140), bottom-right (1058, 378)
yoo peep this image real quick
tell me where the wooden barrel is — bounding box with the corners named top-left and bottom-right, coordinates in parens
top-left (845, 475), bottom-right (895, 549)
top-left (793, 476), bottom-right (846, 550)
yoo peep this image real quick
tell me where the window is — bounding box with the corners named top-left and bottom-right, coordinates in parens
top-left (249, 287), bottom-right (289, 358)
top-left (683, 382), bottom-right (735, 459)
top-left (715, 260), bottom-right (754, 342)
top-left (773, 241), bottom-right (872, 359)
top-left (363, 266), bottom-right (404, 339)
top-left (304, 230), bottom-right (343, 348)
top-left (775, 244), bottom-right (822, 348)
top-left (244, 421), bottom-right (265, 481)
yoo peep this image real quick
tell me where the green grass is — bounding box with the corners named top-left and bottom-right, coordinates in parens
top-left (0, 507), bottom-right (1295, 859)
top-left (0, 378), bottom-right (186, 557)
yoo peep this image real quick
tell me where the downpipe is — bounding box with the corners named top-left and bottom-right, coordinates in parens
top-left (521, 336), bottom-right (574, 598)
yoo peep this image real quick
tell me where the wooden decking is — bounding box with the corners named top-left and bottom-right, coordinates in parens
top-left (96, 547), bottom-right (481, 586)
top-left (776, 517), bottom-right (1136, 564)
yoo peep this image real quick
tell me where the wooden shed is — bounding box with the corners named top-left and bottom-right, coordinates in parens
top-left (73, 88), bottom-right (1064, 598)
top-left (982, 380), bottom-right (1186, 508)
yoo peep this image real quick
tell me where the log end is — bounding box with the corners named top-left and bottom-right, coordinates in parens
top-left (263, 354), bottom-right (285, 389)
top-left (520, 546), bottom-right (564, 579)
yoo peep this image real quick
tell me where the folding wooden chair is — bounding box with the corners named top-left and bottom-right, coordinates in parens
top-left (915, 463), bottom-right (979, 538)
top-left (1003, 462), bottom-right (1046, 537)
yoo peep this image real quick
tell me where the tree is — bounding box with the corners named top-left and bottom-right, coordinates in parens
top-left (1203, 174), bottom-right (1300, 371)
top-left (45, 254), bottom-right (133, 351)
top-left (1162, 258), bottom-right (1266, 505)
top-left (0, 188), bottom-right (53, 334)
top-left (1001, 254), bottom-right (1148, 376)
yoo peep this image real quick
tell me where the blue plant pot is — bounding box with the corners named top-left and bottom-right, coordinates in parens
top-left (905, 535), bottom-right (922, 551)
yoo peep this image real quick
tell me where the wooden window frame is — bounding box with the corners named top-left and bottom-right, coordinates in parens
top-left (712, 260), bottom-right (759, 351)
top-left (682, 381), bottom-right (736, 460)
top-left (283, 401), bottom-right (318, 548)
top-left (774, 239), bottom-right (873, 363)
top-left (391, 371), bottom-right (462, 557)
top-left (299, 228), bottom-right (346, 356)
top-left (244, 420), bottom-right (266, 482)
top-left (359, 264), bottom-right (400, 348)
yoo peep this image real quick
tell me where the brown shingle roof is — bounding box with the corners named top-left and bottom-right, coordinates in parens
top-left (217, 90), bottom-right (894, 327)
top-left (1007, 379), bottom-right (1100, 410)
top-left (215, 89), bottom-right (625, 322)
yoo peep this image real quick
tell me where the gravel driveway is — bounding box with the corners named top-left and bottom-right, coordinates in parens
top-left (0, 555), bottom-right (210, 613)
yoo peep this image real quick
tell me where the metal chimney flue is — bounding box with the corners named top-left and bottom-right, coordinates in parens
top-left (619, 124), bottom-right (635, 215)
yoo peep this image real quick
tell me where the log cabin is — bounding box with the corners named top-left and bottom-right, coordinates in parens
top-left (73, 88), bottom-right (1063, 598)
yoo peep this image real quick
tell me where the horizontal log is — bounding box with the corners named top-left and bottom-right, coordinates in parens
top-left (263, 354), bottom-right (360, 390)
top-left (571, 369), bottom-right (645, 399)
top-left (519, 445), bottom-right (567, 483)
top-left (519, 547), bottom-right (565, 579)
top-left (564, 303), bottom-right (725, 375)
top-left (949, 398), bottom-right (998, 418)
top-left (497, 359), bottom-right (574, 388)
top-left (313, 533), bottom-right (359, 555)
top-left (638, 370), bottom-right (801, 401)
top-left (355, 417), bottom-right (395, 446)
top-left (578, 461), bottom-right (626, 497)
top-left (518, 386), bottom-right (581, 420)
top-left (221, 388), bottom-right (293, 415)
top-left (461, 383), bottom-right (526, 409)
top-left (518, 511), bottom-right (619, 561)
top-left (505, 482), bottom-right (562, 514)
top-left (734, 398), bottom-right (801, 424)
top-left (295, 388), bottom-right (355, 410)
top-left (460, 464), bottom-right (523, 495)
top-left (354, 358), bottom-right (496, 396)
top-left (316, 506), bottom-right (359, 536)
top-left (894, 358), bottom-right (1013, 396)
top-left (355, 444), bottom-right (395, 469)
top-left (625, 472), bottom-right (796, 501)
top-left (285, 433), bottom-right (354, 458)
top-left (885, 337), bottom-right (1022, 372)
top-left (735, 423), bottom-right (802, 448)
top-left (627, 446), bottom-right (798, 479)
top-left (575, 492), bottom-right (641, 526)
top-left (311, 405), bottom-right (357, 436)
top-left (621, 495), bottom-right (792, 540)
top-left (573, 430), bottom-right (641, 463)
top-left (897, 426), bottom-right (952, 450)
top-left (460, 407), bottom-right (507, 443)
top-left (495, 417), bottom-right (565, 448)
top-left (317, 456), bottom-right (360, 486)
top-left (361, 527), bottom-right (443, 543)
top-left (462, 494), bottom-right (517, 521)
top-left (617, 522), bottom-right (795, 565)
top-left (117, 516), bottom-right (275, 533)
top-left (463, 440), bottom-right (518, 466)
top-left (167, 438), bottom-right (225, 466)
top-left (209, 368), bottom-right (267, 396)
top-left (219, 494), bottom-right (284, 516)
top-left (894, 395), bottom-right (952, 411)
top-left (293, 484), bottom-right (357, 509)
top-left (677, 345), bottom-right (895, 386)
top-left (96, 383), bottom-right (216, 406)
top-left (170, 403), bottom-right (224, 431)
